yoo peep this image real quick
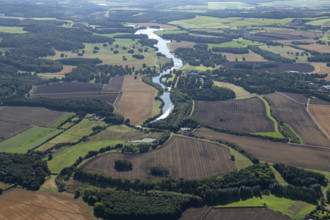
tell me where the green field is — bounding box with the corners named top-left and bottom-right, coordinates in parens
top-left (228, 147), bottom-right (253, 170)
top-left (47, 125), bottom-right (160, 173)
top-left (216, 195), bottom-right (316, 220)
top-left (306, 18), bottom-right (330, 26)
top-left (0, 26), bottom-right (27, 33)
top-left (259, 45), bottom-right (309, 62)
top-left (50, 112), bottom-right (75, 128)
top-left (155, 30), bottom-right (188, 36)
top-left (209, 38), bottom-right (263, 49)
top-left (0, 127), bottom-right (61, 153)
top-left (181, 64), bottom-right (215, 72)
top-left (208, 2), bottom-right (255, 10)
top-left (37, 119), bottom-right (106, 151)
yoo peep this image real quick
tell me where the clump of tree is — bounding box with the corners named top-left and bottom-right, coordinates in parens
top-left (132, 54), bottom-right (145, 59)
top-left (308, 53), bottom-right (330, 62)
top-left (150, 166), bottom-right (169, 177)
top-left (0, 152), bottom-right (49, 190)
top-left (273, 164), bottom-right (327, 187)
top-left (114, 160), bottom-right (133, 172)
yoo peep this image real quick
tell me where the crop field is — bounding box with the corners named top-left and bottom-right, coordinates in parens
top-left (82, 135), bottom-right (237, 180)
top-left (265, 92), bottom-right (330, 147)
top-left (268, 29), bottom-right (322, 39)
top-left (48, 125), bottom-right (159, 173)
top-left (223, 61), bottom-right (314, 72)
top-left (38, 119), bottom-right (106, 151)
top-left (0, 126), bottom-right (61, 153)
top-left (0, 188), bottom-right (94, 220)
top-left (311, 62), bottom-right (330, 81)
top-left (213, 81), bottom-right (254, 98)
top-left (169, 40), bottom-right (196, 51)
top-left (192, 97), bottom-right (275, 133)
top-left (308, 105), bottom-right (330, 137)
top-left (310, 98), bottom-right (330, 105)
top-left (38, 65), bottom-right (76, 77)
top-left (116, 75), bottom-right (156, 124)
top-left (0, 106), bottom-right (68, 141)
top-left (195, 129), bottom-right (330, 171)
top-left (220, 50), bottom-right (266, 62)
top-left (31, 79), bottom-right (123, 104)
top-left (279, 92), bottom-right (309, 104)
top-left (306, 18), bottom-right (330, 26)
top-left (259, 45), bottom-right (309, 62)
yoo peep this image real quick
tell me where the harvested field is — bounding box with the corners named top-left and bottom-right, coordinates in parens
top-left (299, 44), bottom-right (330, 53)
top-left (169, 40), bottom-right (196, 51)
top-left (192, 97), bottom-right (274, 133)
top-left (179, 206), bottom-right (211, 220)
top-left (223, 61), bottom-right (314, 72)
top-left (38, 65), bottom-right (76, 76)
top-left (214, 81), bottom-right (254, 98)
top-left (310, 97), bottom-right (330, 105)
top-left (117, 75), bottom-right (156, 124)
top-left (102, 76), bottom-right (124, 92)
top-left (311, 62), bottom-right (330, 81)
top-left (220, 50), bottom-right (266, 62)
top-left (195, 129), bottom-right (330, 171)
top-left (0, 188), bottom-right (94, 220)
top-left (203, 207), bottom-right (290, 220)
top-left (265, 92), bottom-right (330, 147)
top-left (82, 135), bottom-right (237, 180)
top-left (280, 92), bottom-right (309, 104)
top-left (0, 106), bottom-right (68, 141)
top-left (308, 105), bottom-right (330, 137)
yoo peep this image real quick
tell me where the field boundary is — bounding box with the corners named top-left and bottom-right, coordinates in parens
top-left (306, 99), bottom-right (330, 140)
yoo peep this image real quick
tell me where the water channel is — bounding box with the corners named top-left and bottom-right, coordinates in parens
top-left (135, 28), bottom-right (183, 122)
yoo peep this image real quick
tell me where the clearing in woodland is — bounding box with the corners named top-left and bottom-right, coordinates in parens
top-left (81, 135), bottom-right (237, 180)
top-left (195, 128), bottom-right (330, 171)
top-left (192, 97), bottom-right (275, 133)
top-left (0, 188), bottom-right (94, 220)
top-left (265, 92), bottom-right (330, 147)
top-left (116, 75), bottom-right (157, 124)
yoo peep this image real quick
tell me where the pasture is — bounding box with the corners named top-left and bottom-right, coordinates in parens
top-left (265, 92), bottom-right (330, 147)
top-left (0, 106), bottom-right (69, 141)
top-left (117, 75), bottom-right (157, 124)
top-left (195, 128), bottom-right (330, 171)
top-left (192, 97), bottom-right (275, 133)
top-left (0, 189), bottom-right (94, 220)
top-left (0, 26), bottom-right (26, 33)
top-left (259, 45), bottom-right (309, 62)
top-left (0, 127), bottom-right (61, 153)
top-left (209, 38), bottom-right (263, 49)
top-left (81, 135), bottom-right (237, 180)
top-left (48, 125), bottom-right (159, 173)
top-left (214, 81), bottom-right (254, 98)
top-left (308, 105), bottom-right (330, 137)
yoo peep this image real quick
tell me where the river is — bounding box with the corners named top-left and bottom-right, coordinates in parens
top-left (135, 28), bottom-right (183, 122)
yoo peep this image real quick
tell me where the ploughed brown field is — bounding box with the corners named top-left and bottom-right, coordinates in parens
top-left (195, 129), bottom-right (330, 171)
top-left (222, 61), bottom-right (314, 72)
top-left (30, 76), bottom-right (124, 104)
top-left (0, 106), bottom-right (68, 141)
top-left (192, 97), bottom-right (274, 133)
top-left (180, 207), bottom-right (289, 220)
top-left (265, 92), bottom-right (330, 147)
top-left (81, 135), bottom-right (237, 180)
top-left (0, 188), bottom-right (94, 220)
top-left (220, 50), bottom-right (266, 62)
top-left (170, 40), bottom-right (196, 50)
top-left (308, 105), bottom-right (330, 137)
top-left (299, 44), bottom-right (330, 53)
top-left (279, 92), bottom-right (309, 104)
top-left (116, 75), bottom-right (156, 124)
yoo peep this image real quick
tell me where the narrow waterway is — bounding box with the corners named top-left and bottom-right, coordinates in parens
top-left (135, 28), bottom-right (183, 122)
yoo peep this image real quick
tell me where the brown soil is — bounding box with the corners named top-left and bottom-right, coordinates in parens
top-left (169, 40), bottom-right (196, 51)
top-left (280, 92), bottom-right (309, 104)
top-left (82, 135), bottom-right (237, 180)
top-left (195, 129), bottom-right (330, 171)
top-left (265, 92), bottom-right (330, 147)
top-left (192, 97), bottom-right (275, 133)
top-left (0, 188), bottom-right (94, 220)
top-left (221, 50), bottom-right (266, 62)
top-left (116, 75), bottom-right (156, 124)
top-left (299, 44), bottom-right (330, 53)
top-left (308, 105), bottom-right (330, 137)
top-left (0, 106), bottom-right (68, 140)
top-left (311, 62), bottom-right (330, 81)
